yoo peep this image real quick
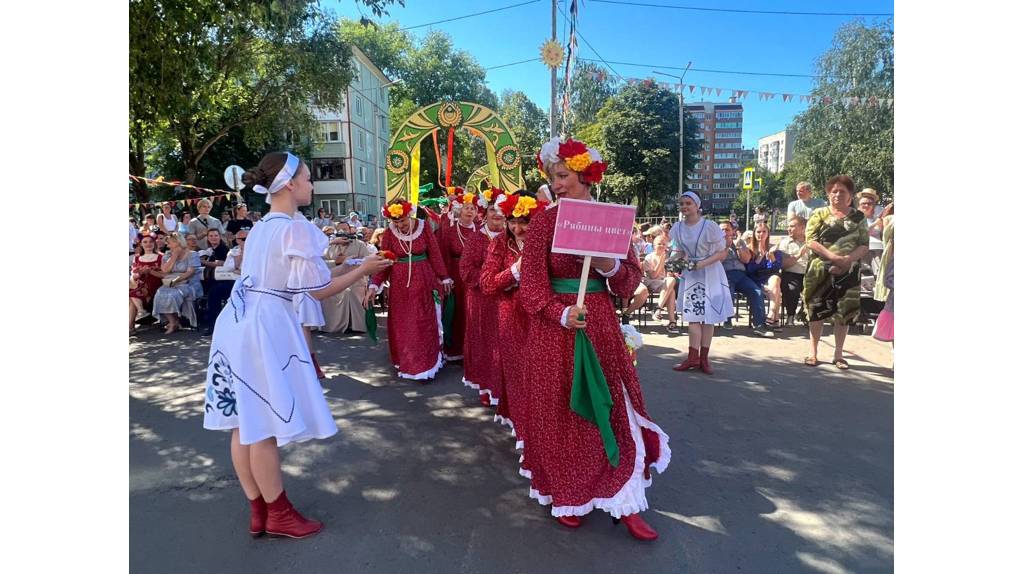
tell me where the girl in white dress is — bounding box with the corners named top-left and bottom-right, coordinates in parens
top-left (669, 191), bottom-right (734, 374)
top-left (203, 151), bottom-right (391, 539)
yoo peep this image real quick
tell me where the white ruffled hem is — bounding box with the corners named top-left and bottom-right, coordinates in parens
top-left (398, 352), bottom-right (444, 380)
top-left (526, 383), bottom-right (671, 518)
top-left (462, 376), bottom-right (480, 390)
top-left (397, 300), bottom-right (445, 380)
top-left (479, 388), bottom-right (499, 406)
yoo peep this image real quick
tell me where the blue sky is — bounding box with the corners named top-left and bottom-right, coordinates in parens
top-left (329, 0), bottom-right (894, 149)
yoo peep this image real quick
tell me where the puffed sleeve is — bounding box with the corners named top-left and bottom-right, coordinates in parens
top-left (520, 208), bottom-right (574, 326)
top-left (282, 220), bottom-right (331, 293)
top-left (704, 221), bottom-right (726, 253)
top-left (369, 230), bottom-right (394, 291)
top-left (480, 236), bottom-right (517, 296)
top-left (605, 246), bottom-right (642, 299)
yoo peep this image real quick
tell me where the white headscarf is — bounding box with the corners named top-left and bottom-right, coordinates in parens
top-left (253, 152), bottom-right (301, 201)
top-left (681, 190), bottom-right (702, 209)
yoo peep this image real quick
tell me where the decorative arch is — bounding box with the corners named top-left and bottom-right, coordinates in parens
top-left (385, 101), bottom-right (524, 204)
top-left (465, 164), bottom-right (492, 192)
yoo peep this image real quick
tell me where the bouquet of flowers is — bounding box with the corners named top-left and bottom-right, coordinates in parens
top-left (621, 324), bottom-right (644, 366)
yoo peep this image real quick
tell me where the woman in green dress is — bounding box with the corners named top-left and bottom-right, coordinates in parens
top-left (802, 175), bottom-right (870, 369)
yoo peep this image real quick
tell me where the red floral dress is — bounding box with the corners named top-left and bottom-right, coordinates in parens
top-left (437, 220), bottom-right (476, 360)
top-left (129, 253), bottom-right (164, 313)
top-left (460, 227), bottom-right (503, 404)
top-left (518, 204), bottom-right (671, 518)
top-left (370, 220), bottom-right (450, 380)
top-left (480, 232), bottom-right (531, 457)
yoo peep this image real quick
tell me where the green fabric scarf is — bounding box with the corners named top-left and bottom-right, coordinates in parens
top-left (442, 289), bottom-right (456, 347)
top-left (551, 277), bottom-right (618, 467)
top-left (365, 305), bottom-right (378, 342)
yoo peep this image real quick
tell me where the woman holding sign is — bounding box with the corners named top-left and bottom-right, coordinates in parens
top-left (519, 137), bottom-right (671, 541)
top-left (669, 191), bottom-right (734, 374)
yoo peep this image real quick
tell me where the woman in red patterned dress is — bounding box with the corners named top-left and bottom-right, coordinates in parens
top-left (460, 190), bottom-right (506, 406)
top-left (518, 137), bottom-right (671, 541)
top-left (129, 233), bottom-right (165, 333)
top-left (436, 188), bottom-right (480, 362)
top-left (363, 200), bottom-right (452, 381)
top-left (480, 190), bottom-right (547, 461)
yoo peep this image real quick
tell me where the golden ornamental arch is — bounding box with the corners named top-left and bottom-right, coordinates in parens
top-left (385, 101), bottom-right (524, 204)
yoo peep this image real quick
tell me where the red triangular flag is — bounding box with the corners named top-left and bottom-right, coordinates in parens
top-left (688, 85), bottom-right (696, 94)
top-left (715, 88), bottom-right (722, 96)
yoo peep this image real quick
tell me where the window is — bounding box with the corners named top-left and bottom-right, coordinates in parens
top-left (358, 165), bottom-right (367, 184)
top-left (693, 163), bottom-right (704, 171)
top-left (715, 141), bottom-right (742, 149)
top-left (687, 183), bottom-right (704, 190)
top-left (714, 152), bottom-right (739, 159)
top-left (690, 112), bottom-right (705, 119)
top-left (357, 130), bottom-right (366, 151)
top-left (319, 121), bottom-right (341, 143)
top-left (715, 111), bottom-right (742, 119)
top-left (713, 162), bottom-right (740, 169)
top-left (716, 122), bottom-right (741, 129)
top-left (354, 96), bottom-right (363, 117)
top-left (312, 158), bottom-right (345, 181)
top-left (713, 172), bottom-right (740, 180)
top-left (717, 131), bottom-right (742, 140)
top-left (713, 182), bottom-right (737, 189)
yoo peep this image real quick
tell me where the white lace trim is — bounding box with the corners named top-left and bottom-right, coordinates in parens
top-left (525, 383), bottom-right (671, 518)
top-left (494, 413), bottom-right (516, 435)
top-left (397, 300), bottom-right (444, 380)
top-left (444, 353), bottom-right (464, 361)
top-left (462, 376), bottom-right (480, 390)
top-left (389, 219), bottom-right (424, 242)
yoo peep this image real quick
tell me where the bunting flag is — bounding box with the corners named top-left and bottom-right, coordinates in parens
top-left (715, 88), bottom-right (722, 97)
top-left (609, 77), bottom-right (891, 108)
top-left (688, 85), bottom-right (696, 94)
top-left (783, 94), bottom-right (793, 102)
top-left (700, 86), bottom-right (708, 96)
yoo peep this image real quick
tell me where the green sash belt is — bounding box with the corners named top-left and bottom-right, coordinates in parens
top-left (550, 276), bottom-right (618, 467)
top-left (550, 278), bottom-right (606, 294)
top-left (400, 253), bottom-right (428, 262)
top-left (442, 288), bottom-right (456, 347)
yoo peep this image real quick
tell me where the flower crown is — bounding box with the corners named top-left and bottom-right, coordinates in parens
top-left (481, 187), bottom-right (499, 205)
top-left (496, 192), bottom-right (548, 220)
top-left (382, 200), bottom-right (413, 220)
top-left (538, 137), bottom-right (608, 184)
top-left (453, 189), bottom-right (486, 209)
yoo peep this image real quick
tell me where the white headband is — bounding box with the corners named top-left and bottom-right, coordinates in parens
top-left (253, 153), bottom-right (301, 200)
top-left (681, 191), bottom-right (702, 209)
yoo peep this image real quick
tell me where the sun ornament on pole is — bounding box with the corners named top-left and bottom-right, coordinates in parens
top-left (540, 40), bottom-right (565, 69)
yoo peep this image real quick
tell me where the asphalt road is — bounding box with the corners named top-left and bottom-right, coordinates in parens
top-left (129, 316), bottom-right (893, 574)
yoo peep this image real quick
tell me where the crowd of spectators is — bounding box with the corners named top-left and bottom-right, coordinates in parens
top-left (129, 203), bottom-right (381, 336)
top-left (623, 181), bottom-right (894, 362)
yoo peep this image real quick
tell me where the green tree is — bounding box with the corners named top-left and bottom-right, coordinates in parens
top-left (338, 20), bottom-right (412, 82)
top-left (498, 90), bottom-right (548, 190)
top-left (563, 61), bottom-right (618, 135)
top-left (790, 20), bottom-right (894, 197)
top-left (730, 162), bottom-right (788, 220)
top-left (593, 80), bottom-right (700, 216)
top-left (129, 0), bottom-right (372, 201)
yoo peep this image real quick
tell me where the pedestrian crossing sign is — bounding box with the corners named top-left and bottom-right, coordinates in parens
top-left (742, 168), bottom-right (754, 191)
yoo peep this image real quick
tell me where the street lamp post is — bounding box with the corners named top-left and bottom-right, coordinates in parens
top-left (654, 64), bottom-right (692, 206)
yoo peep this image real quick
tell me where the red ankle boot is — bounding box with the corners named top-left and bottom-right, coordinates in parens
top-left (248, 495), bottom-right (267, 538)
top-left (673, 347), bottom-right (700, 371)
top-left (265, 491), bottom-right (323, 539)
top-left (614, 513), bottom-right (658, 541)
top-left (556, 515), bottom-right (582, 528)
top-left (699, 346), bottom-right (713, 374)
top-left (310, 353), bottom-right (325, 379)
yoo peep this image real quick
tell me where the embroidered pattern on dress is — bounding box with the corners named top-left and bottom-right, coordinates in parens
top-left (206, 350), bottom-right (296, 423)
top-left (683, 283), bottom-right (707, 317)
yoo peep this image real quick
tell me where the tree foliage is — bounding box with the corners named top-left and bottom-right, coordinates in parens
top-left (498, 90), bottom-right (548, 191)
top-left (591, 81), bottom-right (700, 216)
top-left (563, 61), bottom-right (618, 135)
top-left (789, 20), bottom-right (894, 198)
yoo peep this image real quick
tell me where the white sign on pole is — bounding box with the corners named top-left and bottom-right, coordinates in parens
top-left (224, 165), bottom-right (245, 191)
